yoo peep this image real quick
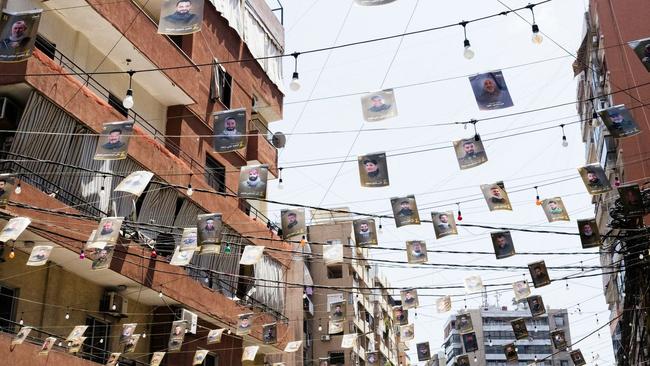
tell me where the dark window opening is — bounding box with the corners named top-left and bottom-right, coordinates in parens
top-left (82, 316), bottom-right (110, 364)
top-left (107, 92), bottom-right (128, 118)
top-left (210, 62), bottom-right (232, 108)
top-left (204, 353), bottom-right (218, 366)
top-left (168, 34), bottom-right (193, 56)
top-left (327, 265), bottom-right (343, 279)
top-left (236, 264), bottom-right (254, 301)
top-left (0, 285), bottom-right (18, 332)
top-left (205, 155), bottom-right (226, 193)
top-left (329, 351), bottom-right (345, 365)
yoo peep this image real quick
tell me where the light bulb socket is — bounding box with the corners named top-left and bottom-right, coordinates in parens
top-left (125, 89), bottom-right (133, 97)
top-left (532, 24), bottom-right (540, 34)
top-left (292, 72), bottom-right (299, 81)
top-left (463, 39), bottom-right (470, 48)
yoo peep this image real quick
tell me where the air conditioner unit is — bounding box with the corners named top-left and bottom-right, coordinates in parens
top-left (320, 335), bottom-right (331, 341)
top-left (181, 308), bottom-right (198, 334)
top-left (100, 291), bottom-right (128, 317)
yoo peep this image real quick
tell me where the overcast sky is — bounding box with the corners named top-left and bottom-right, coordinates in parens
top-left (266, 0), bottom-right (614, 364)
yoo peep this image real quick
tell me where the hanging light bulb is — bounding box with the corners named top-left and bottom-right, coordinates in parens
top-left (488, 337), bottom-right (492, 346)
top-left (300, 236), bottom-right (307, 247)
top-left (79, 250), bottom-right (85, 260)
top-left (186, 184), bottom-right (193, 196)
top-left (614, 176), bottom-right (621, 187)
top-left (378, 219), bottom-right (383, 234)
top-left (559, 124), bottom-right (568, 147)
top-left (456, 203), bottom-right (463, 221)
top-left (9, 247), bottom-right (15, 259)
top-left (639, 252), bottom-right (644, 260)
top-left (565, 280), bottom-right (569, 290)
top-left (473, 355), bottom-right (478, 363)
top-left (99, 338), bottom-right (104, 344)
top-left (158, 290), bottom-right (163, 298)
top-left (14, 181), bottom-right (21, 194)
top-left (224, 244), bottom-right (232, 254)
top-left (123, 70), bottom-right (135, 109)
top-left (460, 21), bottom-right (475, 60)
top-left (289, 53), bottom-right (301, 91)
top-left (534, 186), bottom-right (541, 206)
top-left (278, 167), bottom-right (284, 190)
top-left (142, 333), bottom-right (146, 338)
top-left (591, 111), bottom-right (600, 126)
top-left (19, 313), bottom-right (24, 325)
top-left (150, 249), bottom-right (157, 258)
top-left (318, 324), bottom-right (322, 332)
top-left (65, 312), bottom-right (70, 320)
top-left (531, 24), bottom-right (543, 44)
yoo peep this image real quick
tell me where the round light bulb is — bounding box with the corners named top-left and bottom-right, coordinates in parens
top-left (278, 179), bottom-right (284, 190)
top-left (186, 185), bottom-right (193, 196)
top-left (289, 72), bottom-right (301, 91)
top-left (142, 333), bottom-right (146, 338)
top-left (158, 291), bottom-right (163, 298)
top-left (99, 338), bottom-right (104, 344)
top-left (562, 137), bottom-right (569, 147)
top-left (318, 325), bottom-right (322, 332)
top-left (65, 312), bottom-right (70, 320)
top-left (531, 24), bottom-right (543, 44)
top-left (463, 46), bottom-right (475, 60)
top-left (122, 90), bottom-right (134, 109)
top-left (639, 253), bottom-right (644, 260)
top-left (9, 248), bottom-right (15, 259)
top-left (19, 318), bottom-right (24, 325)
top-left (14, 184), bottom-right (21, 194)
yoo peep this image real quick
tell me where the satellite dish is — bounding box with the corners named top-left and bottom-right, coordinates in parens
top-left (272, 132), bottom-right (286, 148)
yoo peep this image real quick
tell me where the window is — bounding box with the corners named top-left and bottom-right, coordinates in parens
top-left (329, 351), bottom-right (345, 365)
top-left (210, 61), bottom-right (233, 108)
top-left (0, 285), bottom-right (18, 332)
top-left (554, 315), bottom-right (565, 327)
top-left (561, 361), bottom-right (569, 366)
top-left (204, 353), bottom-right (218, 366)
top-left (205, 155), bottom-right (226, 193)
top-left (327, 265), bottom-right (343, 279)
top-left (169, 34), bottom-right (193, 56)
top-left (83, 317), bottom-right (110, 364)
top-left (107, 92), bottom-right (129, 117)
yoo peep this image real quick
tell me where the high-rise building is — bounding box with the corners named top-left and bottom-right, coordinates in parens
top-left (0, 0), bottom-right (303, 365)
top-left (441, 304), bottom-right (572, 366)
top-left (574, 1), bottom-right (650, 364)
top-left (304, 213), bottom-right (403, 366)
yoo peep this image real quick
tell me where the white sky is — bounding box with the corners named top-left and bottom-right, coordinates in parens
top-left (266, 0), bottom-right (614, 364)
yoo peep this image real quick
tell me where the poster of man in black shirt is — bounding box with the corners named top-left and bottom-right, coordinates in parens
top-left (158, 0), bottom-right (204, 35)
top-left (391, 195), bottom-right (420, 227)
top-left (197, 213), bottom-right (223, 253)
top-left (578, 218), bottom-right (601, 248)
top-left (353, 218), bottom-right (378, 246)
top-left (578, 164), bottom-right (612, 195)
top-left (213, 108), bottom-right (247, 153)
top-left (453, 138), bottom-right (488, 170)
top-left (481, 182), bottom-right (512, 211)
top-left (94, 121), bottom-right (134, 160)
top-left (281, 208), bottom-right (305, 240)
top-left (0, 10), bottom-right (42, 63)
top-left (360, 89), bottom-right (398, 122)
top-left (491, 231), bottom-right (515, 259)
top-left (528, 260), bottom-right (551, 288)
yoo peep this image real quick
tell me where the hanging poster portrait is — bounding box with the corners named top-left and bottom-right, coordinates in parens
top-left (481, 182), bottom-right (512, 211)
top-left (330, 301), bottom-right (346, 322)
top-left (106, 353), bottom-right (121, 366)
top-left (168, 320), bottom-right (187, 351)
top-left (393, 306), bottom-right (408, 325)
top-left (281, 208), bottom-right (305, 239)
top-left (570, 350), bottom-right (587, 366)
top-left (432, 211), bottom-right (458, 239)
top-left (150, 352), bottom-right (166, 366)
top-left (504, 342), bottom-right (518, 362)
top-left (323, 240), bottom-right (343, 265)
top-left (599, 105), bottom-right (641, 138)
top-left (328, 320), bottom-right (344, 335)
top-left (197, 213), bottom-right (223, 253)
top-left (541, 197), bottom-right (570, 222)
top-left (618, 184), bottom-right (644, 216)
top-left (124, 334), bottom-right (141, 353)
top-left (206, 329), bottom-right (224, 344)
top-left (92, 246), bottom-right (114, 270)
top-left (400, 324), bottom-right (414, 341)
top-left (284, 340), bottom-right (302, 353)
top-left (512, 280), bottom-right (531, 301)
top-left (180, 227), bottom-right (198, 251)
top-left (464, 275), bottom-right (483, 294)
top-left (262, 323), bottom-right (277, 344)
top-left (27, 245), bottom-right (52, 266)
top-left (461, 332), bottom-right (478, 352)
top-left (551, 329), bottom-right (567, 350)
top-left (157, 0), bottom-right (204, 35)
top-left (628, 37), bottom-right (650, 72)
top-left (353, 218), bottom-right (378, 246)
top-left (120, 323), bottom-right (138, 344)
top-left (436, 295), bottom-right (451, 313)
top-left (491, 231), bottom-right (515, 259)
top-left (94, 121), bottom-right (134, 160)
top-left (456, 313), bottom-right (473, 333)
top-left (170, 246), bottom-right (195, 266)
top-left (400, 288), bottom-right (419, 309)
top-left (115, 171), bottom-right (153, 197)
top-left (469, 70), bottom-right (514, 110)
top-left (213, 108), bottom-right (247, 153)
top-left (341, 333), bottom-right (357, 348)
top-left (12, 326), bottom-right (32, 345)
top-left (85, 230), bottom-right (107, 251)
top-left (239, 245), bottom-right (264, 265)
top-left (242, 345), bottom-right (259, 361)
top-left (416, 342), bottom-right (431, 361)
top-left (39, 336), bottom-right (56, 355)
top-left (391, 195), bottom-right (420, 227)
top-left (357, 152), bottom-right (390, 187)
top-left (578, 164), bottom-right (612, 195)
top-left (406, 240), bottom-right (428, 264)
top-left (238, 165), bottom-right (268, 199)
top-left (360, 89), bottom-right (398, 121)
top-left (578, 218), bottom-right (601, 248)
top-left (453, 138), bottom-right (488, 170)
top-left (68, 337), bottom-right (86, 354)
top-left (93, 217), bottom-right (123, 244)
top-left (236, 313), bottom-right (253, 336)
top-left (354, 0), bottom-right (398, 6)
top-left (66, 325), bottom-right (88, 342)
top-left (511, 318), bottom-right (528, 340)
top-left (0, 10), bottom-right (42, 63)
top-left (0, 175), bottom-right (15, 207)
top-left (528, 260), bottom-right (551, 288)
top-left (456, 355), bottom-right (470, 366)
top-left (366, 351), bottom-right (379, 365)
top-left (527, 295), bottom-right (546, 317)
top-left (0, 216), bottom-right (31, 242)
top-left (193, 350), bottom-right (209, 365)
